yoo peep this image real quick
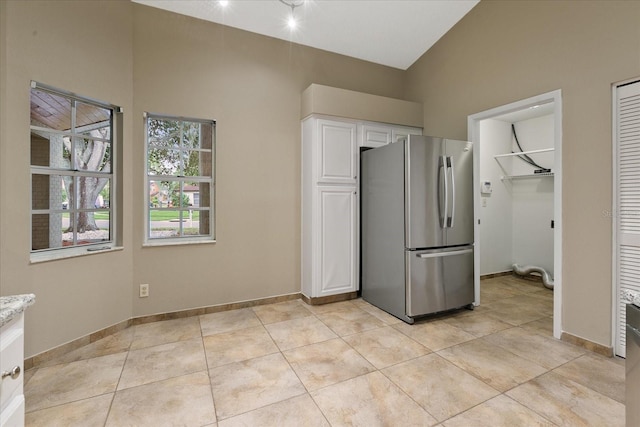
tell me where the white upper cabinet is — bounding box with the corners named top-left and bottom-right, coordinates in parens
top-left (392, 126), bottom-right (423, 144)
top-left (359, 122), bottom-right (422, 148)
top-left (360, 124), bottom-right (392, 148)
top-left (317, 119), bottom-right (357, 185)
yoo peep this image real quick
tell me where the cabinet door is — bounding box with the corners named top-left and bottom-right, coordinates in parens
top-left (392, 126), bottom-right (422, 144)
top-left (360, 124), bottom-right (391, 148)
top-left (317, 120), bottom-right (357, 184)
top-left (318, 187), bottom-right (358, 296)
top-left (1, 314), bottom-right (23, 416)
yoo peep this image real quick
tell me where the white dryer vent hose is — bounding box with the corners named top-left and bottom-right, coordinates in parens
top-left (512, 264), bottom-right (554, 290)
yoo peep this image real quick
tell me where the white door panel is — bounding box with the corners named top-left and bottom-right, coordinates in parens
top-left (318, 120), bottom-right (357, 184)
top-left (318, 187), bottom-right (357, 295)
top-left (615, 79), bottom-right (640, 357)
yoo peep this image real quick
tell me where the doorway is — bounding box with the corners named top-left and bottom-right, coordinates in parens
top-left (468, 90), bottom-right (563, 339)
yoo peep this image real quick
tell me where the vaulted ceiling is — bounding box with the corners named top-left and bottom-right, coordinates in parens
top-left (133, 0), bottom-right (479, 70)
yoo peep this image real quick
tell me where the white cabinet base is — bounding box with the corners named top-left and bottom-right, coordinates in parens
top-left (317, 187), bottom-right (358, 297)
top-left (1, 314), bottom-right (25, 427)
top-left (0, 395), bottom-right (24, 427)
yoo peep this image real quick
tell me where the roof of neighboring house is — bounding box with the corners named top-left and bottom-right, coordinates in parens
top-left (183, 185), bottom-right (199, 192)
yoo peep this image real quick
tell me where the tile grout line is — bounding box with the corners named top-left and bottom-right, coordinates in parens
top-left (198, 313), bottom-right (219, 426)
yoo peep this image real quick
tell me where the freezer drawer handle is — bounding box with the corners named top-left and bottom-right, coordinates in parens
top-left (418, 248), bottom-right (473, 259)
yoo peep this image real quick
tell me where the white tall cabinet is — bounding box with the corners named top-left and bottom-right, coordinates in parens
top-left (302, 117), bottom-right (358, 300)
top-left (302, 115), bottom-right (421, 301)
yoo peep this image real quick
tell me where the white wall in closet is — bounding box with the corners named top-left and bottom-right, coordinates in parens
top-left (511, 115), bottom-right (554, 275)
top-left (479, 114), bottom-right (554, 276)
top-left (479, 119), bottom-right (513, 275)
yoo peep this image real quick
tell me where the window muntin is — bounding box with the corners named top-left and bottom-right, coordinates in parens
top-left (30, 83), bottom-right (116, 254)
top-left (145, 114), bottom-right (215, 243)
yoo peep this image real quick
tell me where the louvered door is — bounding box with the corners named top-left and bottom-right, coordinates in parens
top-left (615, 80), bottom-right (640, 357)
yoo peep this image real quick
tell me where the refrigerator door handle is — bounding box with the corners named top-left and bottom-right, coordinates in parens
top-left (418, 248), bottom-right (473, 259)
top-left (448, 156), bottom-right (455, 228)
top-left (439, 155), bottom-right (448, 228)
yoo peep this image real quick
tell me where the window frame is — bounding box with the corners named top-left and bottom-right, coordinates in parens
top-left (143, 112), bottom-right (216, 246)
top-left (29, 81), bottom-right (122, 263)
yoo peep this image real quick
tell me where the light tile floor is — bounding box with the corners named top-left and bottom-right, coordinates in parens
top-left (24, 276), bottom-right (625, 426)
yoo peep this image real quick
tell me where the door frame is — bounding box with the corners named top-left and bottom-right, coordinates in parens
top-left (467, 90), bottom-right (563, 339)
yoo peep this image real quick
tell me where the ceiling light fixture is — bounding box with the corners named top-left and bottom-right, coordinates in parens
top-left (279, 0), bottom-right (304, 30)
top-left (218, 0), bottom-right (229, 7)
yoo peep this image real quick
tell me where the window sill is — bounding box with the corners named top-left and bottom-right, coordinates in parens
top-left (142, 239), bottom-right (216, 248)
top-left (30, 246), bottom-right (124, 264)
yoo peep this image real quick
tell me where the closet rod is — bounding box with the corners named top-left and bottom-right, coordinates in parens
top-left (494, 148), bottom-right (554, 159)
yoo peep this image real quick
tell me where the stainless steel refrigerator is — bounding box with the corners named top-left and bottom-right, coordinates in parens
top-left (361, 135), bottom-right (474, 324)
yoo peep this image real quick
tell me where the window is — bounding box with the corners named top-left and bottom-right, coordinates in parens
top-left (144, 114), bottom-right (215, 243)
top-left (30, 82), bottom-right (120, 258)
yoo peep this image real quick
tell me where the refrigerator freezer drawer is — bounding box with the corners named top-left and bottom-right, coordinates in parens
top-left (406, 246), bottom-right (474, 317)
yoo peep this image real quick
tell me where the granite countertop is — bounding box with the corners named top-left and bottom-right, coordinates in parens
top-left (0, 294), bottom-right (36, 327)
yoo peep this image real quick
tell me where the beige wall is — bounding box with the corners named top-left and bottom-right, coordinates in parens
top-left (130, 5), bottom-right (405, 318)
top-left (405, 0), bottom-right (640, 347)
top-left (0, 1), bottom-right (405, 357)
top-left (1, 0), bottom-right (135, 356)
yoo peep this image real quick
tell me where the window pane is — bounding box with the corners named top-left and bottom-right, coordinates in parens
top-left (148, 148), bottom-right (180, 176)
top-left (80, 123), bottom-right (111, 142)
top-left (74, 138), bottom-right (111, 173)
top-left (182, 122), bottom-right (201, 148)
top-left (31, 210), bottom-right (111, 251)
top-left (192, 209), bottom-right (210, 236)
top-left (182, 150), bottom-right (205, 176)
top-left (73, 176), bottom-right (111, 211)
top-left (30, 133), bottom-right (71, 168)
top-left (201, 122), bottom-right (213, 150)
top-left (149, 209), bottom-right (181, 239)
top-left (32, 213), bottom-right (65, 251)
top-left (30, 89), bottom-right (71, 131)
top-left (148, 118), bottom-right (180, 148)
top-left (98, 181), bottom-right (110, 208)
top-left (69, 211), bottom-right (111, 246)
top-left (182, 209), bottom-right (202, 236)
top-left (76, 101), bottom-right (111, 129)
top-left (183, 182), bottom-right (210, 208)
top-left (201, 150), bottom-right (213, 176)
top-left (32, 174), bottom-right (68, 210)
top-left (150, 180), bottom-right (181, 208)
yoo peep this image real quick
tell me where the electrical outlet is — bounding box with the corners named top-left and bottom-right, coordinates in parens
top-left (139, 284), bottom-right (149, 298)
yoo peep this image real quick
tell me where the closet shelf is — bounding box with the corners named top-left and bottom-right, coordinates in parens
top-left (495, 147), bottom-right (554, 180)
top-left (501, 172), bottom-right (554, 180)
top-left (494, 148), bottom-right (554, 159)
